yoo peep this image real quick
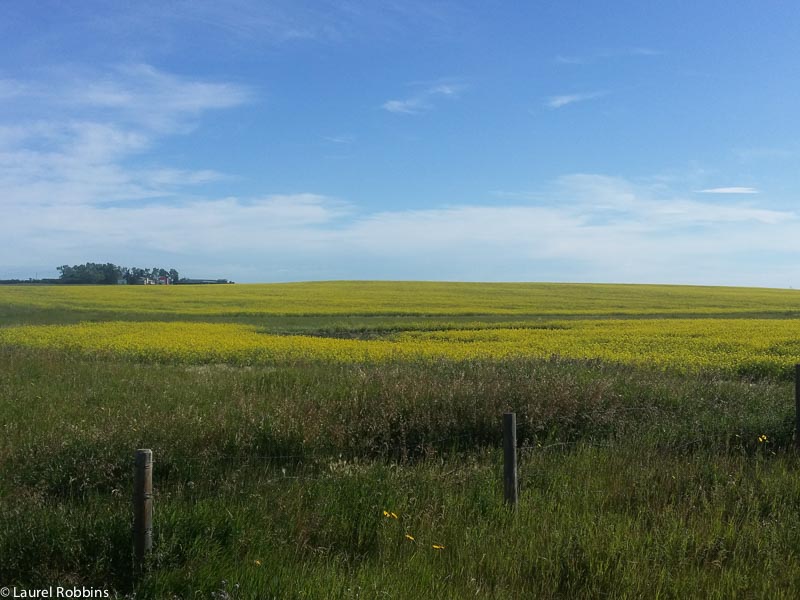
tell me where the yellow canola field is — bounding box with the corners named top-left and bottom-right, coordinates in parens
top-left (4, 281), bottom-right (800, 316)
top-left (3, 318), bottom-right (800, 377)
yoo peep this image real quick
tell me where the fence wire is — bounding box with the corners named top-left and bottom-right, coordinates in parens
top-left (132, 404), bottom-right (770, 505)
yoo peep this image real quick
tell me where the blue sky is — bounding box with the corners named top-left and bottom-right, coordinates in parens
top-left (2, 1), bottom-right (799, 285)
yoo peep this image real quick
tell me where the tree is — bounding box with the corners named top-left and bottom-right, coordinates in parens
top-left (56, 262), bottom-right (180, 284)
top-left (57, 262), bottom-right (121, 284)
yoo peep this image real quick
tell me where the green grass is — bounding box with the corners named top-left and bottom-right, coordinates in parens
top-left (3, 282), bottom-right (800, 597)
top-left (2, 345), bottom-right (799, 598)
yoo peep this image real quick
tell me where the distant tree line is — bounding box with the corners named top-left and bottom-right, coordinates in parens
top-left (0, 278), bottom-right (62, 285)
top-left (56, 263), bottom-right (180, 285)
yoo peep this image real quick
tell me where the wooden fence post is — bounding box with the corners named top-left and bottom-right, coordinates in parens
top-left (133, 449), bottom-right (153, 568)
top-left (503, 413), bottom-right (518, 508)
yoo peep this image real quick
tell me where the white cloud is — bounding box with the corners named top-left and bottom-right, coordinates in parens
top-left (0, 65), bottom-right (252, 209)
top-left (556, 174), bottom-right (786, 224)
top-left (734, 147), bottom-right (795, 162)
top-left (546, 91), bottom-right (606, 109)
top-left (696, 187), bottom-right (760, 194)
top-left (489, 190), bottom-right (544, 202)
top-left (555, 47), bottom-right (662, 65)
top-left (0, 78), bottom-right (28, 100)
top-left (383, 83), bottom-right (464, 114)
top-left (650, 200), bottom-right (785, 224)
top-left (63, 64), bottom-right (253, 132)
top-left (82, 0), bottom-right (461, 49)
top-left (323, 134), bottom-right (355, 144)
top-left (4, 171), bottom-right (798, 285)
top-left (555, 55), bottom-right (590, 65)
top-left (628, 47), bottom-right (661, 57)
top-left (1, 66), bottom-right (795, 285)
top-left (0, 120), bottom-right (221, 207)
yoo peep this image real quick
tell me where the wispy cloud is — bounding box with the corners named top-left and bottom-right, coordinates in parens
top-left (734, 146), bottom-right (796, 162)
top-left (323, 134), bottom-right (355, 144)
top-left (696, 187), bottom-right (760, 194)
top-left (38, 0), bottom-right (466, 60)
top-left (66, 64), bottom-right (254, 132)
top-left (546, 91), bottom-right (606, 109)
top-left (2, 193), bottom-right (352, 275)
top-left (0, 64), bottom-right (253, 209)
top-left (0, 64), bottom-right (253, 134)
top-left (383, 82), bottom-right (464, 115)
top-left (489, 190), bottom-right (544, 202)
top-left (0, 78), bottom-right (28, 99)
top-left (555, 47), bottom-right (662, 65)
top-left (556, 175), bottom-right (781, 223)
top-left (554, 55), bottom-right (591, 66)
top-left (5, 169), bottom-right (797, 285)
top-left (629, 47), bottom-right (662, 56)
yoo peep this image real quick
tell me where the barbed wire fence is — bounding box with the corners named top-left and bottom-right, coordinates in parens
top-left (129, 363), bottom-right (800, 571)
top-left (125, 413), bottom-right (721, 570)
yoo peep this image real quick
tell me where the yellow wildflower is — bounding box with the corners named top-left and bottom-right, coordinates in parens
top-left (405, 534), bottom-right (415, 541)
top-left (432, 544), bottom-right (445, 550)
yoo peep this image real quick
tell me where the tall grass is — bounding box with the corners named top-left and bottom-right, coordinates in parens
top-left (1, 346), bottom-right (798, 597)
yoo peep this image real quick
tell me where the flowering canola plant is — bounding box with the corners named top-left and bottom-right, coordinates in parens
top-left (4, 281), bottom-right (800, 317)
top-left (3, 317), bottom-right (800, 376)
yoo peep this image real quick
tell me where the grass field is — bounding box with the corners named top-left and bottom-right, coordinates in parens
top-left (2, 282), bottom-right (800, 598)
